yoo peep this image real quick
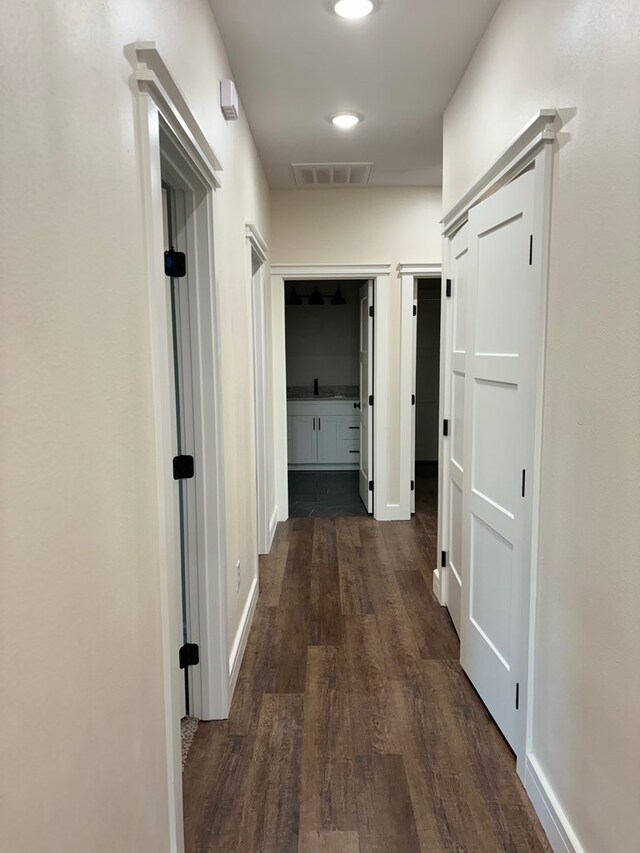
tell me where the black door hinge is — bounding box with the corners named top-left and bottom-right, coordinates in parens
top-left (413, 305), bottom-right (417, 316)
top-left (179, 643), bottom-right (199, 669)
top-left (411, 480), bottom-right (415, 491)
top-left (528, 235), bottom-right (533, 265)
top-left (441, 550), bottom-right (447, 568)
top-left (445, 278), bottom-right (452, 298)
top-left (369, 394), bottom-right (374, 406)
top-left (515, 682), bottom-right (520, 710)
top-left (369, 481), bottom-right (374, 492)
top-left (369, 305), bottom-right (374, 318)
top-left (164, 247), bottom-right (186, 278)
top-left (411, 394), bottom-right (416, 405)
top-left (173, 455), bottom-right (194, 480)
top-left (443, 418), bottom-right (449, 437)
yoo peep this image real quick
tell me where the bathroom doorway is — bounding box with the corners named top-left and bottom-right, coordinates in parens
top-left (284, 279), bottom-right (373, 517)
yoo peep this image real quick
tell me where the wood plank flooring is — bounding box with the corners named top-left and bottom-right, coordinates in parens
top-left (183, 466), bottom-right (550, 852)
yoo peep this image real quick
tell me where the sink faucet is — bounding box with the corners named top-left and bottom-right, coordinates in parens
top-left (314, 378), bottom-right (319, 396)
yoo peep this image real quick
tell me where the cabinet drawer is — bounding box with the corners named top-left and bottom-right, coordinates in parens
top-left (288, 401), bottom-right (359, 417)
top-left (338, 438), bottom-right (360, 464)
top-left (338, 418), bottom-right (360, 441)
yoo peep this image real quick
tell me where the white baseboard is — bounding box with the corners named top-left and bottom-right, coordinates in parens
top-left (227, 576), bottom-right (259, 700)
top-left (432, 568), bottom-right (441, 602)
top-left (525, 754), bottom-right (584, 853)
top-left (374, 503), bottom-right (411, 522)
top-left (268, 505), bottom-right (278, 552)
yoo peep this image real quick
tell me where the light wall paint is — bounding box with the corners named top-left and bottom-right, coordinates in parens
top-left (271, 187), bottom-right (442, 504)
top-left (0, 1), bottom-right (269, 851)
top-left (443, 1), bottom-right (640, 850)
top-left (285, 282), bottom-right (361, 388)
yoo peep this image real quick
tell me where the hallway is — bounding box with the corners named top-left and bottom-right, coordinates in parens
top-left (183, 469), bottom-right (549, 852)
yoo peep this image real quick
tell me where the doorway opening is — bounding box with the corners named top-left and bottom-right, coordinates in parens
top-left (161, 177), bottom-right (200, 718)
top-left (284, 278), bottom-right (373, 517)
top-left (412, 277), bottom-right (442, 515)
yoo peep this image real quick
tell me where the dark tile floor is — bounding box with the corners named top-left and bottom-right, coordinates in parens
top-left (288, 471), bottom-right (369, 517)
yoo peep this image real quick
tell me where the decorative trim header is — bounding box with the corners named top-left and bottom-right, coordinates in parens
top-left (397, 263), bottom-right (442, 276)
top-left (245, 224), bottom-right (269, 263)
top-left (442, 109), bottom-right (559, 236)
top-left (131, 42), bottom-right (222, 189)
top-left (271, 264), bottom-right (391, 279)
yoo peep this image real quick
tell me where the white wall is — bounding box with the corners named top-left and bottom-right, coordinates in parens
top-left (271, 187), bottom-right (442, 505)
top-left (443, 2), bottom-right (640, 850)
top-left (0, 1), bottom-right (269, 850)
top-left (285, 282), bottom-right (361, 388)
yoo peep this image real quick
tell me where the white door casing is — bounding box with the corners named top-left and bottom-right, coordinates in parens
top-left (400, 264), bottom-right (442, 524)
top-left (246, 225), bottom-right (271, 555)
top-left (460, 166), bottom-right (540, 754)
top-left (359, 281), bottom-right (374, 513)
top-left (272, 264), bottom-right (398, 520)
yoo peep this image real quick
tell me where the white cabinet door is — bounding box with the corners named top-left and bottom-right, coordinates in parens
top-left (288, 416), bottom-right (317, 464)
top-left (461, 166), bottom-right (539, 754)
top-left (317, 415), bottom-right (338, 463)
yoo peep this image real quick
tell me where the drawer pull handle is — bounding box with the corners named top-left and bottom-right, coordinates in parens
top-left (349, 426), bottom-right (359, 430)
top-left (349, 450), bottom-right (359, 454)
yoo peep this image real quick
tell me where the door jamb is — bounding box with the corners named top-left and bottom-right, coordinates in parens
top-left (130, 42), bottom-right (228, 852)
top-left (269, 264), bottom-right (392, 521)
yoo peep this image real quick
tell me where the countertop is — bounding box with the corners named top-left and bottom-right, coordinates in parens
top-left (287, 385), bottom-right (359, 401)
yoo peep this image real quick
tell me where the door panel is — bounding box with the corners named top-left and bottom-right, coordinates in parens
top-left (451, 370), bottom-right (465, 469)
top-left (461, 167), bottom-right (538, 752)
top-left (359, 281), bottom-right (373, 513)
top-left (445, 223), bottom-right (469, 635)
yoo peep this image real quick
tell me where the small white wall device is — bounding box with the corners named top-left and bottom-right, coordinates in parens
top-left (219, 79), bottom-right (239, 121)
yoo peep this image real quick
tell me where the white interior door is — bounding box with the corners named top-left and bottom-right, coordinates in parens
top-left (358, 281), bottom-right (373, 512)
top-left (444, 224), bottom-right (469, 635)
top-left (461, 167), bottom-right (539, 752)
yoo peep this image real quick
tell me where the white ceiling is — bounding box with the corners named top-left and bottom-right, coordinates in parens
top-left (209, 0), bottom-right (500, 188)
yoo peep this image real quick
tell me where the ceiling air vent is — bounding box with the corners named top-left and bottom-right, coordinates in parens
top-left (291, 162), bottom-right (373, 187)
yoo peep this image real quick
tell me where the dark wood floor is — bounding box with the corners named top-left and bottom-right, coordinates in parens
top-left (183, 466), bottom-right (550, 852)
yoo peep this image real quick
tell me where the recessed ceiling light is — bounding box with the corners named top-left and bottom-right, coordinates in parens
top-left (331, 112), bottom-right (362, 129)
top-left (332, 0), bottom-right (375, 19)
